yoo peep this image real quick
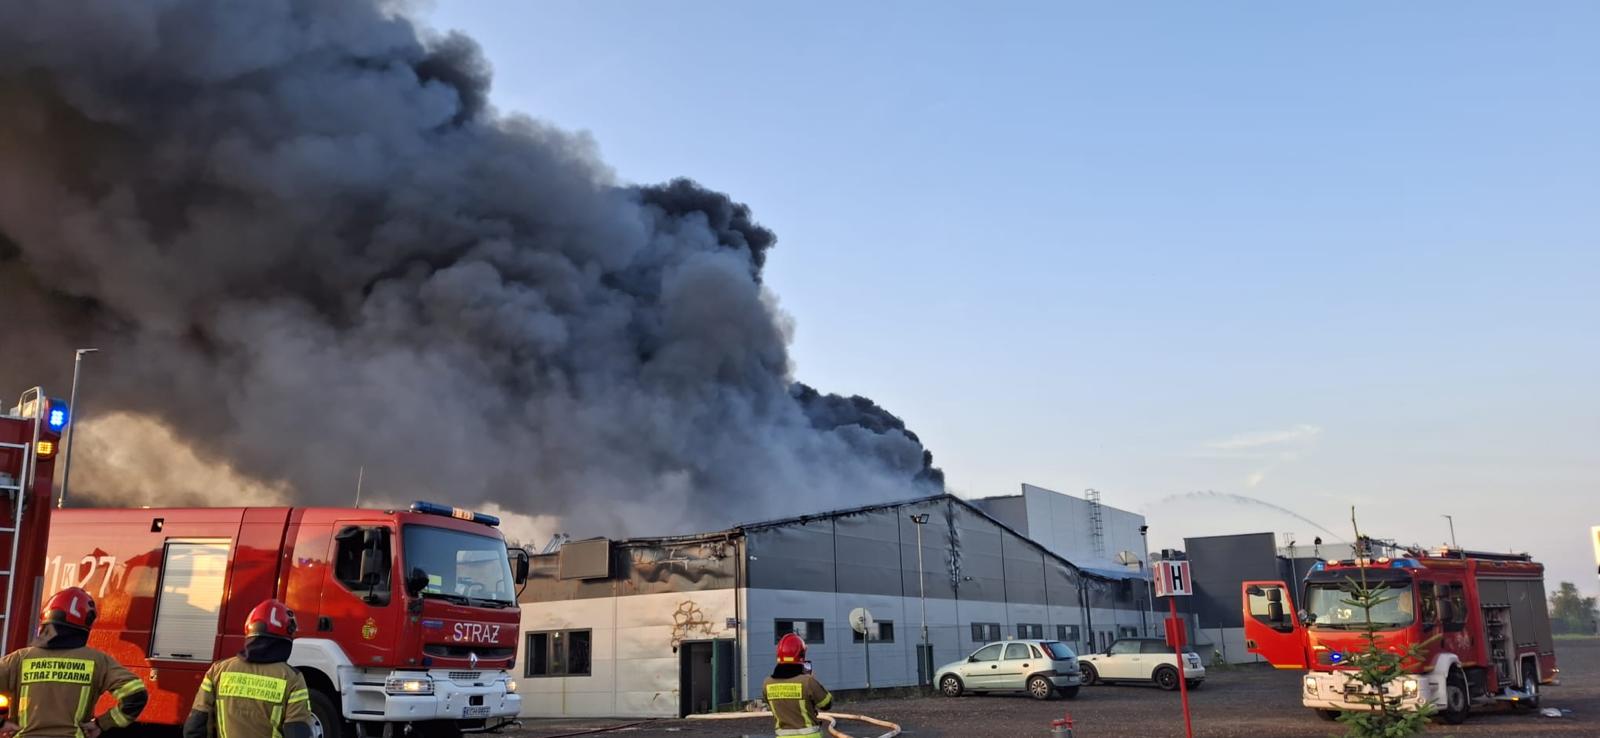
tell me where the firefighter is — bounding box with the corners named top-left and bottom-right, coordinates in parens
top-left (0, 587), bottom-right (147, 738)
top-left (183, 599), bottom-right (313, 738)
top-left (763, 633), bottom-right (832, 737)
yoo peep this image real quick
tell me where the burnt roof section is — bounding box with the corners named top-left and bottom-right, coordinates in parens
top-left (532, 492), bottom-right (1122, 584)
top-left (735, 492), bottom-right (1117, 583)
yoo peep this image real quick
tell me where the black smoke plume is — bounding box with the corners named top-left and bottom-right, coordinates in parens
top-left (0, 0), bottom-right (939, 538)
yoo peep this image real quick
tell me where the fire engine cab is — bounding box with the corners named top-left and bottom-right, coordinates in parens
top-left (3, 384), bottom-right (533, 737)
top-left (1243, 542), bottom-right (1556, 724)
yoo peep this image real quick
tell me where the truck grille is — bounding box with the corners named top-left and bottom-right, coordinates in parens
top-left (424, 645), bottom-right (516, 660)
top-left (448, 671), bottom-right (483, 681)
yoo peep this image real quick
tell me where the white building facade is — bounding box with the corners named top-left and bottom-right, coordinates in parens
top-left (516, 494), bottom-right (1155, 718)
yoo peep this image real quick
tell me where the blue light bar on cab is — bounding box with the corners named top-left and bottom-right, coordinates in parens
top-left (410, 501), bottom-right (500, 527)
top-left (1390, 559), bottom-right (1421, 569)
top-left (45, 398), bottom-right (69, 433)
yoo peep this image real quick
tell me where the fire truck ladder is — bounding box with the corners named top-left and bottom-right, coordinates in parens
top-left (0, 438), bottom-right (35, 654)
top-left (0, 387), bottom-right (45, 654)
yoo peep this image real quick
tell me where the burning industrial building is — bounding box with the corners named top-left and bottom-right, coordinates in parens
top-left (0, 0), bottom-right (940, 538)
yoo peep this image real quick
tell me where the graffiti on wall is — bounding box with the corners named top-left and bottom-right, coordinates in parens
top-left (669, 600), bottom-right (719, 651)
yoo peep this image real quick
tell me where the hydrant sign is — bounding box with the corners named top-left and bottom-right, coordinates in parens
top-left (1154, 560), bottom-right (1192, 597)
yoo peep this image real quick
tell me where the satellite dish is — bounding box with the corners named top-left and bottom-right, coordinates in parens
top-left (1116, 550), bottom-right (1141, 567)
top-left (848, 607), bottom-right (876, 635)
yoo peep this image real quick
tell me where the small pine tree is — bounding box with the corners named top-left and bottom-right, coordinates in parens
top-left (1336, 509), bottom-right (1436, 738)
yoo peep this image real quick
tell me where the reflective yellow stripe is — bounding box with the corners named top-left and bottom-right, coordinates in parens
top-left (19, 685), bottom-right (29, 730)
top-left (288, 689), bottom-right (309, 703)
top-left (272, 705), bottom-right (283, 738)
top-left (75, 685), bottom-right (91, 738)
top-left (108, 708), bottom-right (133, 728)
top-left (218, 701), bottom-right (229, 738)
top-left (113, 679), bottom-right (147, 699)
top-left (817, 692), bottom-right (833, 709)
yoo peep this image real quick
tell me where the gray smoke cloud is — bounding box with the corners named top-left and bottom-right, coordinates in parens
top-left (0, 0), bottom-right (941, 537)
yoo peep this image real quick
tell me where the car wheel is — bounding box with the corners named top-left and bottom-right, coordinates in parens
top-left (939, 674), bottom-right (964, 697)
top-left (1080, 663), bottom-right (1099, 686)
top-left (1186, 679), bottom-right (1203, 690)
top-left (1056, 686), bottom-right (1080, 699)
top-left (1517, 661), bottom-right (1540, 710)
top-left (1440, 670), bottom-right (1470, 725)
top-left (1316, 709), bottom-right (1341, 721)
top-left (1028, 675), bottom-right (1055, 700)
top-left (308, 689), bottom-right (342, 738)
top-left (1154, 666), bottom-right (1180, 691)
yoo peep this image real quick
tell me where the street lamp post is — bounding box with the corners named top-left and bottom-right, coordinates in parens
top-left (1139, 525), bottom-right (1154, 636)
top-left (910, 513), bottom-right (930, 688)
top-left (57, 348), bottom-right (98, 509)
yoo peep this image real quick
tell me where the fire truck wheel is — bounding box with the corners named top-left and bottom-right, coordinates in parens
top-left (1154, 666), bottom-right (1180, 691)
top-left (1441, 670), bottom-right (1470, 725)
top-left (308, 690), bottom-right (342, 738)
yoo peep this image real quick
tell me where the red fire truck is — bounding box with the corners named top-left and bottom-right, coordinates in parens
top-left (1243, 542), bottom-right (1556, 724)
top-left (3, 386), bottom-right (533, 737)
top-left (0, 387), bottom-right (68, 656)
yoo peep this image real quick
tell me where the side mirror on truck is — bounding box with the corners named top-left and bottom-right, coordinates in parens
top-left (359, 529), bottom-right (385, 586)
top-left (405, 567), bottom-right (430, 597)
top-left (509, 547), bottom-right (531, 585)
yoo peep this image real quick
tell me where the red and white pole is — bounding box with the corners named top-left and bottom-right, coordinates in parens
top-left (1170, 596), bottom-right (1194, 738)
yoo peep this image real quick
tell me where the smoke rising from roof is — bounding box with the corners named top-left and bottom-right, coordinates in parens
top-left (0, 0), bottom-right (940, 536)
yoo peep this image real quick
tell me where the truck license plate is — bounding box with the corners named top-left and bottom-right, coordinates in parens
top-left (463, 706), bottom-right (492, 719)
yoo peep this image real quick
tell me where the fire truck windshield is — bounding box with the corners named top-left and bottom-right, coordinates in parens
top-left (1304, 582), bottom-right (1416, 630)
top-left (402, 525), bottom-right (516, 607)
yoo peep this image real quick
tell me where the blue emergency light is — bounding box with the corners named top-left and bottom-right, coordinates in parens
top-left (45, 399), bottom-right (69, 433)
top-left (410, 501), bottom-right (500, 527)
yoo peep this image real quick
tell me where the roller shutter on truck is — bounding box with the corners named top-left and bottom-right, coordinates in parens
top-left (150, 540), bottom-right (233, 661)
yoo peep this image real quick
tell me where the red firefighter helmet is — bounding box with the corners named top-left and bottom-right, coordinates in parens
top-left (41, 587), bottom-right (97, 631)
top-left (244, 599), bottom-right (298, 640)
top-left (776, 633), bottom-right (807, 664)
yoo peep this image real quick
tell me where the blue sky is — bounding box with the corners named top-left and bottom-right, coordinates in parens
top-left (421, 2), bottom-right (1599, 590)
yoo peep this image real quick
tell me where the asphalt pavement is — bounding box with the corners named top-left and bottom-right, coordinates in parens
top-left (512, 637), bottom-right (1598, 738)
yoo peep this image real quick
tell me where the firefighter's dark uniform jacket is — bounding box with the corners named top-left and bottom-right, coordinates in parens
top-left (0, 624), bottom-right (148, 737)
top-left (762, 665), bottom-right (832, 736)
top-left (184, 638), bottom-right (312, 738)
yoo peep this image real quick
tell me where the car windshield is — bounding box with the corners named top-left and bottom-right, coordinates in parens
top-left (402, 525), bottom-right (516, 606)
top-left (1043, 641), bottom-right (1075, 660)
top-left (1306, 582), bottom-right (1415, 629)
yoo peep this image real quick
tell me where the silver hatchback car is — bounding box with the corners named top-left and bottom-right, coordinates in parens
top-left (935, 639), bottom-right (1082, 700)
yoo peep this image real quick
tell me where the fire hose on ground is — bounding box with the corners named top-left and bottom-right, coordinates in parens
top-left (685, 710), bottom-right (902, 738)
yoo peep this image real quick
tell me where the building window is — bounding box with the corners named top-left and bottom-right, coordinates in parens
top-left (525, 630), bottom-right (591, 677)
top-left (775, 619), bottom-right (825, 644)
top-left (1016, 623), bottom-right (1043, 639)
top-left (852, 620), bottom-right (894, 643)
top-left (1119, 626), bottom-right (1139, 638)
top-left (970, 622), bottom-right (1001, 643)
top-left (1056, 624), bottom-right (1081, 646)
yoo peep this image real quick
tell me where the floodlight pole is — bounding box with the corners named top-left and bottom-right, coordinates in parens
top-left (57, 348), bottom-right (98, 509)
